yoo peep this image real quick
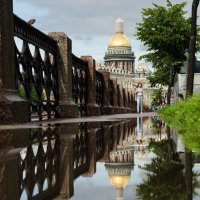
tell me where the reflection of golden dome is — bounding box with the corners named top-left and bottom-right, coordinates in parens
top-left (108, 34), bottom-right (131, 47)
top-left (109, 175), bottom-right (130, 188)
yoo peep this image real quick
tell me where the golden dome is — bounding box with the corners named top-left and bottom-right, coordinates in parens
top-left (109, 175), bottom-right (130, 188)
top-left (108, 34), bottom-right (131, 47)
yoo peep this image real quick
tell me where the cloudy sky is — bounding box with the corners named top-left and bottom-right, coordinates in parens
top-left (13, 0), bottom-right (199, 67)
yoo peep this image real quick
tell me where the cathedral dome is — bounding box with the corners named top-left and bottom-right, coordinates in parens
top-left (108, 33), bottom-right (131, 47)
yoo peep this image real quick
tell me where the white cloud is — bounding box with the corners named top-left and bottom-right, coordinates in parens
top-left (13, 0), bottom-right (200, 65)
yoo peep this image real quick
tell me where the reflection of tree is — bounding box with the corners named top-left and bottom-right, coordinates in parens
top-left (150, 116), bottom-right (164, 140)
top-left (151, 116), bottom-right (163, 129)
top-left (136, 139), bottom-right (200, 200)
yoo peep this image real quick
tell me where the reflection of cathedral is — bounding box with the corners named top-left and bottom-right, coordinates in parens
top-left (96, 17), bottom-right (153, 110)
top-left (105, 149), bottom-right (134, 200)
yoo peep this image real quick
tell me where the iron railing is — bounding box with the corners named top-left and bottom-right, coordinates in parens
top-left (14, 14), bottom-right (59, 121)
top-left (123, 88), bottom-right (126, 107)
top-left (109, 80), bottom-right (114, 106)
top-left (95, 71), bottom-right (103, 107)
top-left (117, 85), bottom-right (120, 107)
top-left (72, 54), bottom-right (88, 116)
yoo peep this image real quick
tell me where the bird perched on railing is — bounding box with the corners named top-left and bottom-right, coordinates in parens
top-left (27, 19), bottom-right (36, 25)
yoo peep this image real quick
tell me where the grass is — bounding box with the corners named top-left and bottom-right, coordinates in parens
top-left (158, 93), bottom-right (200, 153)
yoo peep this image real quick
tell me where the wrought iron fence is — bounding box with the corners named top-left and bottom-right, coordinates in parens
top-left (109, 79), bottom-right (114, 106)
top-left (72, 54), bottom-right (88, 116)
top-left (13, 14), bottom-right (59, 121)
top-left (19, 126), bottom-right (60, 200)
top-left (123, 88), bottom-right (126, 107)
top-left (117, 85), bottom-right (120, 107)
top-left (128, 91), bottom-right (130, 107)
top-left (95, 71), bottom-right (103, 107)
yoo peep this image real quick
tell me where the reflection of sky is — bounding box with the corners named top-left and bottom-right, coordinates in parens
top-left (70, 118), bottom-right (155, 200)
top-left (70, 153), bottom-right (154, 200)
top-left (70, 153), bottom-right (200, 200)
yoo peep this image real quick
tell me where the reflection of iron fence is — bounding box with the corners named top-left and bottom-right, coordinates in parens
top-left (73, 124), bottom-right (89, 179)
top-left (96, 128), bottom-right (104, 161)
top-left (19, 126), bottom-right (60, 200)
top-left (14, 14), bottom-right (59, 121)
top-left (72, 54), bottom-right (88, 116)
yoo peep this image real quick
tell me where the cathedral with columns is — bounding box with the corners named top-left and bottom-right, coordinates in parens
top-left (96, 17), bottom-right (153, 111)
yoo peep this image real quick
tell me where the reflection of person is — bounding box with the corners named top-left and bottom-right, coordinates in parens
top-left (135, 83), bottom-right (143, 113)
top-left (136, 117), bottom-right (143, 144)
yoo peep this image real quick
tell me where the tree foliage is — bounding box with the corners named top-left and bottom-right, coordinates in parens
top-left (151, 88), bottom-right (164, 107)
top-left (136, 0), bottom-right (199, 89)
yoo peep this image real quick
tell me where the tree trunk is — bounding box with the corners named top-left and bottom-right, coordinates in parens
top-left (186, 0), bottom-right (199, 98)
top-left (167, 66), bottom-right (173, 104)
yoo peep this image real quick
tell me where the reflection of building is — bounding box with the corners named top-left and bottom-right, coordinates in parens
top-left (132, 64), bottom-right (152, 88)
top-left (105, 149), bottom-right (134, 200)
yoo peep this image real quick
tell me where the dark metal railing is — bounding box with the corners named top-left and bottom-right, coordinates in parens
top-left (123, 88), bottom-right (126, 107)
top-left (19, 126), bottom-right (60, 200)
top-left (96, 71), bottom-right (103, 107)
top-left (128, 91), bottom-right (130, 107)
top-left (72, 54), bottom-right (88, 116)
top-left (109, 80), bottom-right (114, 106)
top-left (13, 14), bottom-right (59, 121)
top-left (117, 85), bottom-right (120, 107)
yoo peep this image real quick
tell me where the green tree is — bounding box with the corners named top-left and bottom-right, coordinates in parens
top-left (136, 0), bottom-right (192, 104)
top-left (151, 88), bottom-right (163, 108)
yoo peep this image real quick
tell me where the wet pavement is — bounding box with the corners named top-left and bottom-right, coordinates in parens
top-left (0, 112), bottom-right (156, 130)
top-left (1, 113), bottom-right (200, 200)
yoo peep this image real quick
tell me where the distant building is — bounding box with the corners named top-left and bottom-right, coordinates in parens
top-left (104, 17), bottom-right (135, 82)
top-left (96, 17), bottom-right (153, 110)
top-left (173, 60), bottom-right (200, 102)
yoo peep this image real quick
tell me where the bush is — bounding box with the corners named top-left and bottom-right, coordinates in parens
top-left (18, 84), bottom-right (46, 102)
top-left (158, 94), bottom-right (200, 153)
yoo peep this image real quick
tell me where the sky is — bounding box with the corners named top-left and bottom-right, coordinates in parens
top-left (13, 0), bottom-right (200, 68)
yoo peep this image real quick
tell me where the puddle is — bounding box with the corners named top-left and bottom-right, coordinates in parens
top-left (0, 116), bottom-right (200, 200)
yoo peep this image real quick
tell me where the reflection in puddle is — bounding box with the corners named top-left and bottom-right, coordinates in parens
top-left (0, 117), bottom-right (200, 200)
